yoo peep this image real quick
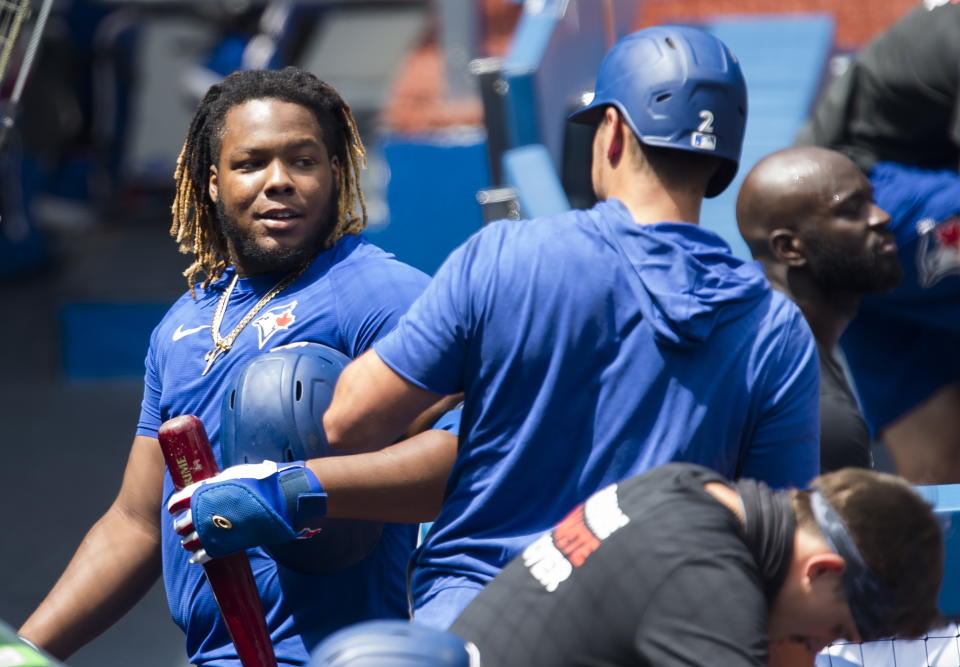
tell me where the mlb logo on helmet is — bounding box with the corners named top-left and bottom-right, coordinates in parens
top-left (691, 132), bottom-right (717, 151)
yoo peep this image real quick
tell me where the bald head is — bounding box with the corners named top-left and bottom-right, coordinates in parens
top-left (735, 146), bottom-right (899, 303)
top-left (736, 146), bottom-right (864, 260)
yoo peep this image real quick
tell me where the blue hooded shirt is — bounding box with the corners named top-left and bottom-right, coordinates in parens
top-left (375, 198), bottom-right (819, 621)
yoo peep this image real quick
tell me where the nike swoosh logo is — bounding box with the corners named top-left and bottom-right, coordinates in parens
top-left (172, 324), bottom-right (211, 341)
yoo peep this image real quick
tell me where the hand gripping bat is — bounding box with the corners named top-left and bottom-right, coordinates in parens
top-left (158, 415), bottom-right (278, 667)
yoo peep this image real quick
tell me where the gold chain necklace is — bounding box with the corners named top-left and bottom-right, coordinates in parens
top-left (202, 262), bottom-right (310, 376)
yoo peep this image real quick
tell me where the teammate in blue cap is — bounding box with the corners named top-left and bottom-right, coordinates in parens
top-left (20, 68), bottom-right (457, 666)
top-left (167, 25), bottom-right (821, 631)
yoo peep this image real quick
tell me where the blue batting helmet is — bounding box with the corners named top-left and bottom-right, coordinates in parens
top-left (220, 341), bottom-right (382, 574)
top-left (569, 25), bottom-right (748, 197)
top-left (308, 621), bottom-right (480, 666)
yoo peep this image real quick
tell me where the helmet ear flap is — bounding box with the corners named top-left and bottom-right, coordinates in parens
top-left (220, 341), bottom-right (383, 574)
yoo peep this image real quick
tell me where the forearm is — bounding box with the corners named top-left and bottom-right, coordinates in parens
top-left (324, 350), bottom-right (441, 453)
top-left (403, 393), bottom-right (464, 439)
top-left (308, 428), bottom-right (458, 523)
top-left (19, 503), bottom-right (162, 660)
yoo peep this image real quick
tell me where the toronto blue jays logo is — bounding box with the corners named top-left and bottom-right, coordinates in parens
top-left (916, 216), bottom-right (960, 288)
top-left (253, 301), bottom-right (298, 349)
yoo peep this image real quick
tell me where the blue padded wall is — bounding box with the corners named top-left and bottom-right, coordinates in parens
top-left (373, 132), bottom-right (491, 276)
top-left (699, 14), bottom-right (836, 259)
top-left (915, 484), bottom-right (960, 618)
top-left (60, 302), bottom-right (169, 380)
top-left (502, 0), bottom-right (610, 166)
top-left (502, 143), bottom-right (570, 218)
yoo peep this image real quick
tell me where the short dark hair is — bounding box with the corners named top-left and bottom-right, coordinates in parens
top-left (170, 67), bottom-right (367, 294)
top-left (794, 468), bottom-right (943, 638)
top-left (607, 111), bottom-right (720, 197)
top-left (639, 141), bottom-right (720, 195)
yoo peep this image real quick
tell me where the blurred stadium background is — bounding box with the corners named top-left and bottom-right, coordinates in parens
top-left (0, 1), bottom-right (943, 665)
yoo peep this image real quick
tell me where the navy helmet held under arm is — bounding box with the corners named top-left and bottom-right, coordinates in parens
top-left (220, 341), bottom-right (382, 573)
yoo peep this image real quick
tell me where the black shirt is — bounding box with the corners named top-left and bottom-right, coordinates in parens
top-left (819, 345), bottom-right (873, 472)
top-left (796, 2), bottom-right (960, 173)
top-left (451, 464), bottom-right (778, 667)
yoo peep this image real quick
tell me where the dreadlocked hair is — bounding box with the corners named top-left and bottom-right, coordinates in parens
top-left (170, 66), bottom-right (368, 295)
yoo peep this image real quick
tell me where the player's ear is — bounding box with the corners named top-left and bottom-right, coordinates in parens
top-left (330, 154), bottom-right (341, 186)
top-left (770, 229), bottom-right (806, 267)
top-left (806, 552), bottom-right (846, 582)
top-left (209, 165), bottom-right (220, 203)
top-left (606, 108), bottom-right (625, 165)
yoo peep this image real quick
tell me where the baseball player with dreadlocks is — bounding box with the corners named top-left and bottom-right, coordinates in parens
top-left (19, 67), bottom-right (456, 666)
top-left (164, 26), bottom-right (822, 632)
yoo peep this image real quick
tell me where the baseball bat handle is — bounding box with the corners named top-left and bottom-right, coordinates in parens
top-left (158, 415), bottom-right (278, 667)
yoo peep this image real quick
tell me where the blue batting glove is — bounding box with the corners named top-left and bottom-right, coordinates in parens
top-left (167, 460), bottom-right (328, 563)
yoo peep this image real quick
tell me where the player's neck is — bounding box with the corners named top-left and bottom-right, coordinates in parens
top-left (776, 269), bottom-right (859, 349)
top-left (604, 179), bottom-right (703, 225)
top-left (229, 248), bottom-right (320, 280)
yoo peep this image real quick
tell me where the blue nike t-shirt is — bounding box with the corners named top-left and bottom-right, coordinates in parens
top-left (374, 199), bottom-right (820, 624)
top-left (137, 234), bottom-right (431, 666)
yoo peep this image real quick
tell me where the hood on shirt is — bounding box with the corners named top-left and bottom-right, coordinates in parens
top-left (588, 200), bottom-right (771, 347)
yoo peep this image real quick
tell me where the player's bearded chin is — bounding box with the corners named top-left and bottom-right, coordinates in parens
top-left (804, 236), bottom-right (903, 294)
top-left (215, 197), bottom-right (335, 275)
